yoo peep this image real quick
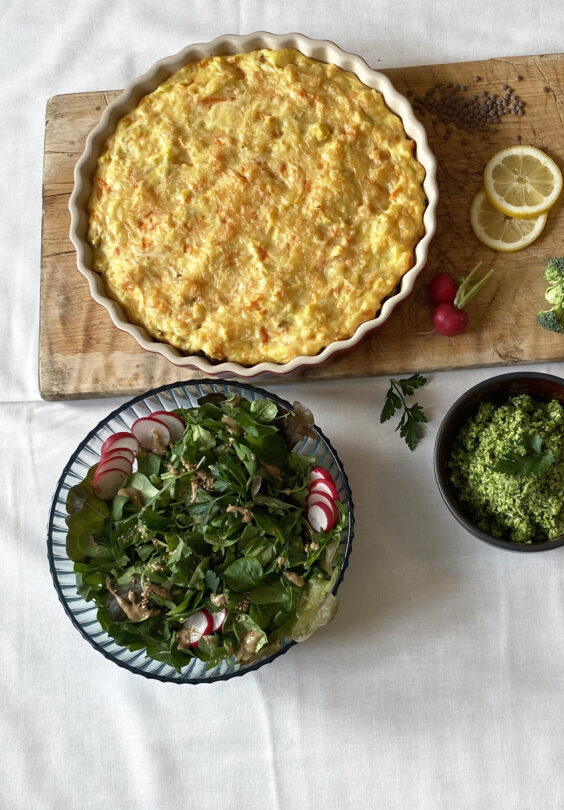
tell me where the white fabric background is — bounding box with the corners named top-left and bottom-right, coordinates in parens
top-left (2, 1), bottom-right (564, 808)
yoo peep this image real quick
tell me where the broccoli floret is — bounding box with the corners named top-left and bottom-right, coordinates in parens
top-left (545, 256), bottom-right (564, 277)
top-left (537, 309), bottom-right (564, 333)
top-left (544, 257), bottom-right (564, 308)
top-left (537, 258), bottom-right (564, 332)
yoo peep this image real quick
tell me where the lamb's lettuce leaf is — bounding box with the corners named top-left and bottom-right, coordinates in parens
top-left (66, 396), bottom-right (348, 671)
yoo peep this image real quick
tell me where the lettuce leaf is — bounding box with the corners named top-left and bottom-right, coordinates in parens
top-left (291, 568), bottom-right (339, 643)
top-left (65, 467), bottom-right (110, 562)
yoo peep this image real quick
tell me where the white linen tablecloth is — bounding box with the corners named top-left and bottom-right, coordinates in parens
top-left (2, 2), bottom-right (564, 808)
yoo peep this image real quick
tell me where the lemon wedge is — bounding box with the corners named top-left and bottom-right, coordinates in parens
top-left (483, 145), bottom-right (562, 219)
top-left (470, 189), bottom-right (547, 252)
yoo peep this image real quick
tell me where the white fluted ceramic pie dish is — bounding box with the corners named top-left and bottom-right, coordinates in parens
top-left (69, 32), bottom-right (438, 378)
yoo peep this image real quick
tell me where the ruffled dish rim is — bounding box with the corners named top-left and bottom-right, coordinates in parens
top-left (68, 31), bottom-right (438, 378)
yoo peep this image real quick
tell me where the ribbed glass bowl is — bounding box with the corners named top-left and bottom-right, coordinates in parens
top-left (47, 380), bottom-right (354, 683)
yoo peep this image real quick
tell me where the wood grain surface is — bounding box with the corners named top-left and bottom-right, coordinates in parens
top-left (40, 54), bottom-right (564, 400)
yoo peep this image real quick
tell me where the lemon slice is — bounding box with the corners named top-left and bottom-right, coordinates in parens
top-left (483, 145), bottom-right (562, 218)
top-left (470, 189), bottom-right (547, 252)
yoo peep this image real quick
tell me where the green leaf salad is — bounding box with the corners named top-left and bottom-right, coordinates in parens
top-left (65, 393), bottom-right (348, 671)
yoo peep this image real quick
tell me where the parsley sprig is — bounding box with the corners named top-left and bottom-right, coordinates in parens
top-left (494, 432), bottom-right (555, 478)
top-left (380, 374), bottom-right (428, 451)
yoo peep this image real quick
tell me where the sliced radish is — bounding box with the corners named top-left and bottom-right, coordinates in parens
top-left (308, 466), bottom-right (335, 486)
top-left (92, 467), bottom-right (129, 501)
top-left (307, 491), bottom-right (338, 522)
top-left (205, 607), bottom-right (227, 632)
top-left (181, 610), bottom-right (213, 647)
top-left (102, 446), bottom-right (135, 466)
top-left (310, 478), bottom-right (340, 502)
top-left (131, 416), bottom-right (171, 453)
top-left (95, 455), bottom-right (132, 478)
top-left (151, 411), bottom-right (186, 442)
top-left (101, 432), bottom-right (139, 457)
top-left (307, 500), bottom-right (337, 533)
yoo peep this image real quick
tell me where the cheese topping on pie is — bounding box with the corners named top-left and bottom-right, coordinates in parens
top-left (88, 48), bottom-right (426, 364)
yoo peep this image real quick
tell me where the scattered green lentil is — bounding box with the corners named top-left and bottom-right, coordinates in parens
top-left (412, 79), bottom-right (526, 133)
top-left (447, 395), bottom-right (564, 543)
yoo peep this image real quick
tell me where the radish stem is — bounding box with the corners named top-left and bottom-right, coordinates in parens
top-left (454, 262), bottom-right (495, 310)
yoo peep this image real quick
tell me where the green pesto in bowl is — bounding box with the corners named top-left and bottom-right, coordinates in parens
top-left (447, 394), bottom-right (564, 543)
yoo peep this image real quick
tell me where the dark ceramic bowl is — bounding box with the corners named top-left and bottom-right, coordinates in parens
top-left (434, 372), bottom-right (564, 552)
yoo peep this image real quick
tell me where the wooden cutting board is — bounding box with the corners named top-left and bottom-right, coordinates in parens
top-left (40, 53), bottom-right (564, 400)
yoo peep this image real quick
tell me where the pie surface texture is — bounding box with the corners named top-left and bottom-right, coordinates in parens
top-left (88, 48), bottom-right (426, 365)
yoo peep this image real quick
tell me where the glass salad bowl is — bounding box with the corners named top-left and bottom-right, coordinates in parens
top-left (47, 380), bottom-right (354, 683)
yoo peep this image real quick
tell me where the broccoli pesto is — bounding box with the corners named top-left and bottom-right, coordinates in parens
top-left (447, 395), bottom-right (564, 543)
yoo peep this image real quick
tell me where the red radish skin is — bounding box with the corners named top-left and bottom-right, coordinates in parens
top-left (308, 466), bottom-right (335, 486)
top-left (92, 467), bottom-right (129, 500)
top-left (307, 500), bottom-right (337, 533)
top-left (204, 607), bottom-right (227, 632)
top-left (151, 411), bottom-right (186, 442)
top-left (310, 478), bottom-right (340, 501)
top-left (182, 610), bottom-right (213, 646)
top-left (307, 491), bottom-right (339, 523)
top-left (432, 303), bottom-right (469, 337)
top-left (131, 416), bottom-right (171, 453)
top-left (101, 432), bottom-right (139, 457)
top-left (95, 456), bottom-right (132, 478)
top-left (428, 272), bottom-right (458, 304)
top-left (102, 447), bottom-right (135, 466)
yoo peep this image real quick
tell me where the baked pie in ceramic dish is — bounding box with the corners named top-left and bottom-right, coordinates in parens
top-left (69, 32), bottom-right (438, 377)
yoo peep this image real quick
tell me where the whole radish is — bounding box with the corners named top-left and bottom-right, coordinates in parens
top-left (432, 303), bottom-right (469, 337)
top-left (429, 262), bottom-right (494, 337)
top-left (428, 272), bottom-right (458, 304)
